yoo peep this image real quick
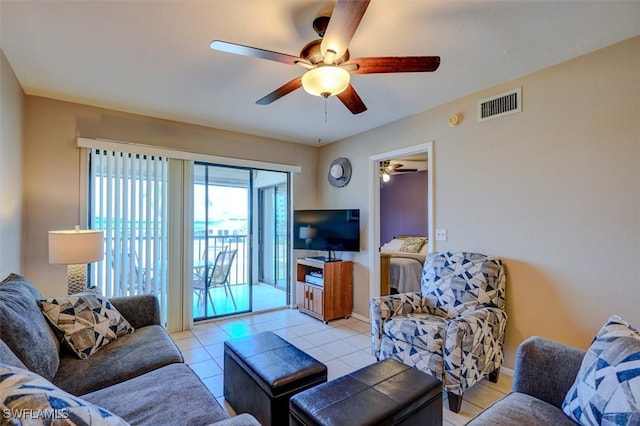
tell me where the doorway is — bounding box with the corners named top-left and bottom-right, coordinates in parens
top-left (368, 142), bottom-right (434, 299)
top-left (379, 154), bottom-right (429, 244)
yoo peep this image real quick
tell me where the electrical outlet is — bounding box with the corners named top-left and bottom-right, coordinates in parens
top-left (435, 229), bottom-right (448, 241)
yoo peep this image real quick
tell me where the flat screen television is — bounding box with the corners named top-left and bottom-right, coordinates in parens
top-left (293, 209), bottom-right (360, 259)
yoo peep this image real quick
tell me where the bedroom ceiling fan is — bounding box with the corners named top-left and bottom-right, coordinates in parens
top-left (380, 160), bottom-right (419, 182)
top-left (209, 0), bottom-right (440, 114)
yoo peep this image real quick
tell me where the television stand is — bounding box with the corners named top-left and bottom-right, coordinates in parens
top-left (295, 258), bottom-right (353, 323)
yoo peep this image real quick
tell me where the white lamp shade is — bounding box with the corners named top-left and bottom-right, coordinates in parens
top-left (301, 66), bottom-right (350, 97)
top-left (49, 229), bottom-right (104, 265)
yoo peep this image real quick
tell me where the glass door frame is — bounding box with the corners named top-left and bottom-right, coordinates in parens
top-left (193, 162), bottom-right (253, 321)
top-left (192, 163), bottom-right (291, 322)
top-left (257, 182), bottom-right (289, 294)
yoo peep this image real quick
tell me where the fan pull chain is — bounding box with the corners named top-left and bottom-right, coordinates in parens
top-left (324, 97), bottom-right (328, 123)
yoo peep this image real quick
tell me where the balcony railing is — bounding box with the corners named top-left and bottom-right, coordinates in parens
top-left (194, 234), bottom-right (248, 286)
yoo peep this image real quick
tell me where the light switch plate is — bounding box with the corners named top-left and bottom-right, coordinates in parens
top-left (435, 229), bottom-right (448, 241)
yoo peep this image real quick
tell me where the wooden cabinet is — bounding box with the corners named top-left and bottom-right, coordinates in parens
top-left (296, 258), bottom-right (353, 323)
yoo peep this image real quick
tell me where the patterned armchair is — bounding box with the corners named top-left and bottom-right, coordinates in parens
top-left (370, 251), bottom-right (507, 413)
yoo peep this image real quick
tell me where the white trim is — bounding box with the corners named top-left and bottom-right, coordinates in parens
top-left (78, 148), bottom-right (90, 228)
top-left (350, 311), bottom-right (370, 323)
top-left (501, 366), bottom-right (514, 377)
top-left (368, 142), bottom-right (434, 299)
top-left (77, 137), bottom-right (302, 174)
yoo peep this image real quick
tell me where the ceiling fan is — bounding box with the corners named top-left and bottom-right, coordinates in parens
top-left (209, 0), bottom-right (440, 114)
top-left (380, 160), bottom-right (418, 182)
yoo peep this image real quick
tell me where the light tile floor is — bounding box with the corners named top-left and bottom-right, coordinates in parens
top-left (171, 308), bottom-right (512, 426)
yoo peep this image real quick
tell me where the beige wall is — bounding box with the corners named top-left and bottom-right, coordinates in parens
top-left (22, 97), bottom-right (319, 297)
top-left (318, 36), bottom-right (640, 368)
top-left (0, 50), bottom-right (24, 278)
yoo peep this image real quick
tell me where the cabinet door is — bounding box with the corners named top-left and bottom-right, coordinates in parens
top-left (295, 281), bottom-right (305, 309)
top-left (310, 286), bottom-right (324, 316)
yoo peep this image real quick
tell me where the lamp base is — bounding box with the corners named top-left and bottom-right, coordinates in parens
top-left (67, 264), bottom-right (88, 294)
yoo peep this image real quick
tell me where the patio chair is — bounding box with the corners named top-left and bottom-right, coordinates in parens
top-left (194, 248), bottom-right (238, 315)
top-left (110, 248), bottom-right (153, 295)
top-left (370, 251), bottom-right (507, 413)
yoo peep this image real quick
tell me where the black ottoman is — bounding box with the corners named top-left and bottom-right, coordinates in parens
top-left (290, 359), bottom-right (442, 426)
top-left (223, 331), bottom-right (327, 426)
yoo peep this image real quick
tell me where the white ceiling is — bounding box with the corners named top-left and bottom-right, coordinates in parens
top-left (1, 1), bottom-right (639, 146)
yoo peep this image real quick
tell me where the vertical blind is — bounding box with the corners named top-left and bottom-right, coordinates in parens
top-left (89, 148), bottom-right (169, 323)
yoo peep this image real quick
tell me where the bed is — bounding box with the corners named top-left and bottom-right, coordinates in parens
top-left (379, 236), bottom-right (428, 296)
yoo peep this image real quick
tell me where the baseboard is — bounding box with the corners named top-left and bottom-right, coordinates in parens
top-left (500, 366), bottom-right (514, 376)
top-left (349, 312), bottom-right (369, 323)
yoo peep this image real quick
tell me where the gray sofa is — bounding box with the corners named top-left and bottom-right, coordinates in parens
top-left (467, 336), bottom-right (585, 425)
top-left (0, 273), bottom-right (259, 426)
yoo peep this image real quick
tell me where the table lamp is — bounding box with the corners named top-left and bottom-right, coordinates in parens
top-left (49, 226), bottom-right (104, 294)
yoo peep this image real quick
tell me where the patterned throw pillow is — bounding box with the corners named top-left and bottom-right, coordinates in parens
top-left (0, 363), bottom-right (129, 425)
top-left (399, 237), bottom-right (427, 253)
top-left (562, 315), bottom-right (640, 425)
top-left (38, 292), bottom-right (134, 359)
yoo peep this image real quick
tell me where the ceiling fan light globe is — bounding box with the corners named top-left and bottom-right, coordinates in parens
top-left (301, 66), bottom-right (350, 98)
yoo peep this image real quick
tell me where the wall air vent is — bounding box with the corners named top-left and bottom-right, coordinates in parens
top-left (477, 87), bottom-right (521, 122)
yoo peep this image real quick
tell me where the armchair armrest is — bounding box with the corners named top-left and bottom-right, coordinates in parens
top-left (444, 307), bottom-right (507, 393)
top-left (512, 336), bottom-right (585, 408)
top-left (369, 292), bottom-right (424, 358)
top-left (109, 294), bottom-right (161, 329)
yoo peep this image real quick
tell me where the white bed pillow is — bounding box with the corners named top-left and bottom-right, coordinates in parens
top-left (380, 239), bottom-right (405, 252)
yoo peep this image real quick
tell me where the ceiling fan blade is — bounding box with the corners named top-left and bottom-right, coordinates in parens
top-left (256, 77), bottom-right (303, 105)
top-left (347, 56), bottom-right (441, 74)
top-left (337, 84), bottom-right (367, 114)
top-left (210, 40), bottom-right (308, 66)
top-left (321, 0), bottom-right (371, 60)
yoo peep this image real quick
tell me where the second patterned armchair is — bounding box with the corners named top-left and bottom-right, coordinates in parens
top-left (370, 251), bottom-right (507, 413)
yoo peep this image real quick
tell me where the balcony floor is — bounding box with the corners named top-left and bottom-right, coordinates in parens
top-left (193, 282), bottom-right (287, 320)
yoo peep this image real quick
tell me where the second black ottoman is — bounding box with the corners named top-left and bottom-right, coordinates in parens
top-left (290, 358), bottom-right (442, 426)
top-left (223, 331), bottom-right (327, 426)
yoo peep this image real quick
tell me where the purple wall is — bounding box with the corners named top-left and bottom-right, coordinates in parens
top-left (380, 171), bottom-right (428, 244)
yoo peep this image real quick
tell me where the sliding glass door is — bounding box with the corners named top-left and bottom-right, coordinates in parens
top-left (193, 164), bottom-right (251, 320)
top-left (192, 164), bottom-right (289, 321)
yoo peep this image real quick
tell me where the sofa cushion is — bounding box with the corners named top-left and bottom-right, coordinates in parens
top-left (421, 252), bottom-right (505, 319)
top-left (562, 315), bottom-right (640, 425)
top-left (0, 363), bottom-right (128, 425)
top-left (53, 324), bottom-right (183, 395)
top-left (469, 392), bottom-right (576, 426)
top-left (81, 363), bottom-right (228, 426)
top-left (0, 273), bottom-right (60, 381)
top-left (38, 292), bottom-right (134, 359)
top-left (0, 339), bottom-right (26, 369)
